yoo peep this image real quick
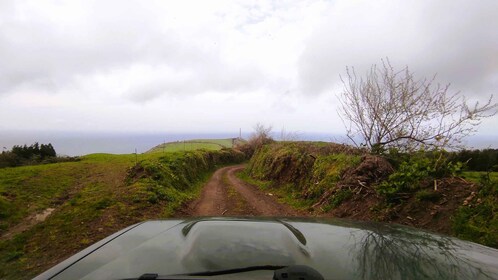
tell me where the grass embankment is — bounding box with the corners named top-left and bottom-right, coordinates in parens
top-left (244, 142), bottom-right (362, 210)
top-left (0, 148), bottom-right (244, 279)
top-left (454, 172), bottom-right (498, 248)
top-left (242, 141), bottom-right (498, 248)
top-left (147, 138), bottom-right (246, 153)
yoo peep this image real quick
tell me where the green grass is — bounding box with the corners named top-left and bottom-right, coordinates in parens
top-left (462, 171), bottom-right (498, 183)
top-left (0, 153), bottom-right (144, 231)
top-left (0, 152), bottom-right (176, 230)
top-left (0, 148), bottom-right (244, 279)
top-left (452, 174), bottom-right (498, 248)
top-left (0, 153), bottom-right (152, 279)
top-left (147, 138), bottom-right (243, 153)
top-left (193, 138), bottom-right (237, 148)
top-left (236, 170), bottom-right (314, 211)
top-left (308, 153), bottom-right (361, 200)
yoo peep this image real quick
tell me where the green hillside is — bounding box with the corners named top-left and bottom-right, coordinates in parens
top-left (0, 148), bottom-right (244, 279)
top-left (147, 138), bottom-right (246, 153)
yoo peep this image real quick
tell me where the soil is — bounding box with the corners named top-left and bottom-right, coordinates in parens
top-left (178, 164), bottom-right (302, 217)
top-left (1, 208), bottom-right (55, 240)
top-left (327, 177), bottom-right (477, 235)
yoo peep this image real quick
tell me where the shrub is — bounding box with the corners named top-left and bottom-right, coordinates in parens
top-left (241, 123), bottom-right (274, 157)
top-left (0, 152), bottom-right (21, 168)
top-left (377, 152), bottom-right (462, 201)
top-left (329, 189), bottom-right (353, 209)
top-left (452, 174), bottom-right (498, 248)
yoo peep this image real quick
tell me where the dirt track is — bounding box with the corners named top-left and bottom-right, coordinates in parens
top-left (179, 164), bottom-right (301, 217)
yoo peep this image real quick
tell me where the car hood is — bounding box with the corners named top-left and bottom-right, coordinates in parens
top-left (36, 217), bottom-right (498, 280)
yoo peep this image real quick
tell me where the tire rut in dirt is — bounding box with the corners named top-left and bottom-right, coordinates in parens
top-left (226, 166), bottom-right (301, 216)
top-left (187, 166), bottom-right (230, 216)
top-left (179, 164), bottom-right (302, 217)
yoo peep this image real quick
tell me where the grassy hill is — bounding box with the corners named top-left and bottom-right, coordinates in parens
top-left (0, 144), bottom-right (245, 279)
top-left (146, 138), bottom-right (246, 153)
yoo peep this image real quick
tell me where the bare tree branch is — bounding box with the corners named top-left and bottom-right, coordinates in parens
top-left (338, 59), bottom-right (497, 153)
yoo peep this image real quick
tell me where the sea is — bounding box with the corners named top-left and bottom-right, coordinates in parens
top-left (0, 130), bottom-right (495, 156)
top-left (0, 131), bottom-right (341, 156)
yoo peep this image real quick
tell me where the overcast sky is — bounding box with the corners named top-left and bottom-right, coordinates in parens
top-left (0, 0), bottom-right (497, 138)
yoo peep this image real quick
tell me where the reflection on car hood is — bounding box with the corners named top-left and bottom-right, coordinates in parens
top-left (35, 217), bottom-right (498, 280)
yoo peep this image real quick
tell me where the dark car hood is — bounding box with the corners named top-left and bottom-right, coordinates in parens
top-left (36, 217), bottom-right (498, 280)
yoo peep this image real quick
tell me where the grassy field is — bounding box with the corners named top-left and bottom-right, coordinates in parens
top-left (0, 153), bottom-right (153, 278)
top-left (146, 138), bottom-right (245, 153)
top-left (462, 171), bottom-right (498, 183)
top-left (0, 144), bottom-right (244, 279)
top-left (0, 154), bottom-right (138, 229)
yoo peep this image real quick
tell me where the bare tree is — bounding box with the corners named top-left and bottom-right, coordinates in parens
top-left (236, 123), bottom-right (274, 157)
top-left (249, 123), bottom-right (273, 148)
top-left (339, 59), bottom-right (497, 153)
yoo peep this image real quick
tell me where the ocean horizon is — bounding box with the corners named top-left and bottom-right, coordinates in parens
top-left (0, 130), bottom-right (344, 156)
top-left (0, 130), bottom-right (495, 156)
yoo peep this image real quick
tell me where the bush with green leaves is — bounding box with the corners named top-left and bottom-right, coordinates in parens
top-left (377, 152), bottom-right (463, 200)
top-left (329, 189), bottom-right (353, 209)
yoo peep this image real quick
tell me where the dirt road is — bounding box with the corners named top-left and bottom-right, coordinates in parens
top-left (180, 164), bottom-right (302, 216)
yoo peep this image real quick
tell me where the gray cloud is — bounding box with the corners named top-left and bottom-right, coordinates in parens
top-left (0, 0), bottom-right (496, 136)
top-left (298, 0), bottom-right (498, 97)
top-left (125, 63), bottom-right (265, 103)
top-left (0, 1), bottom-right (268, 99)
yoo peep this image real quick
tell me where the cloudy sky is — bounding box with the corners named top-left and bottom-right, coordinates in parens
top-left (0, 0), bottom-right (497, 137)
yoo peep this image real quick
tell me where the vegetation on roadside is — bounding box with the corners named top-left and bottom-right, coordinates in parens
top-left (237, 123), bottom-right (275, 158)
top-left (318, 59), bottom-right (497, 248)
top-left (242, 141), bottom-right (498, 249)
top-left (236, 170), bottom-right (313, 210)
top-left (126, 148), bottom-right (245, 215)
top-left (453, 173), bottom-right (498, 248)
top-left (0, 147), bottom-right (244, 279)
top-left (245, 141), bottom-right (363, 210)
top-left (377, 151), bottom-right (463, 201)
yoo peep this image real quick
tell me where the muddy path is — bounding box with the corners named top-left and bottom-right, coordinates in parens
top-left (179, 164), bottom-right (303, 217)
